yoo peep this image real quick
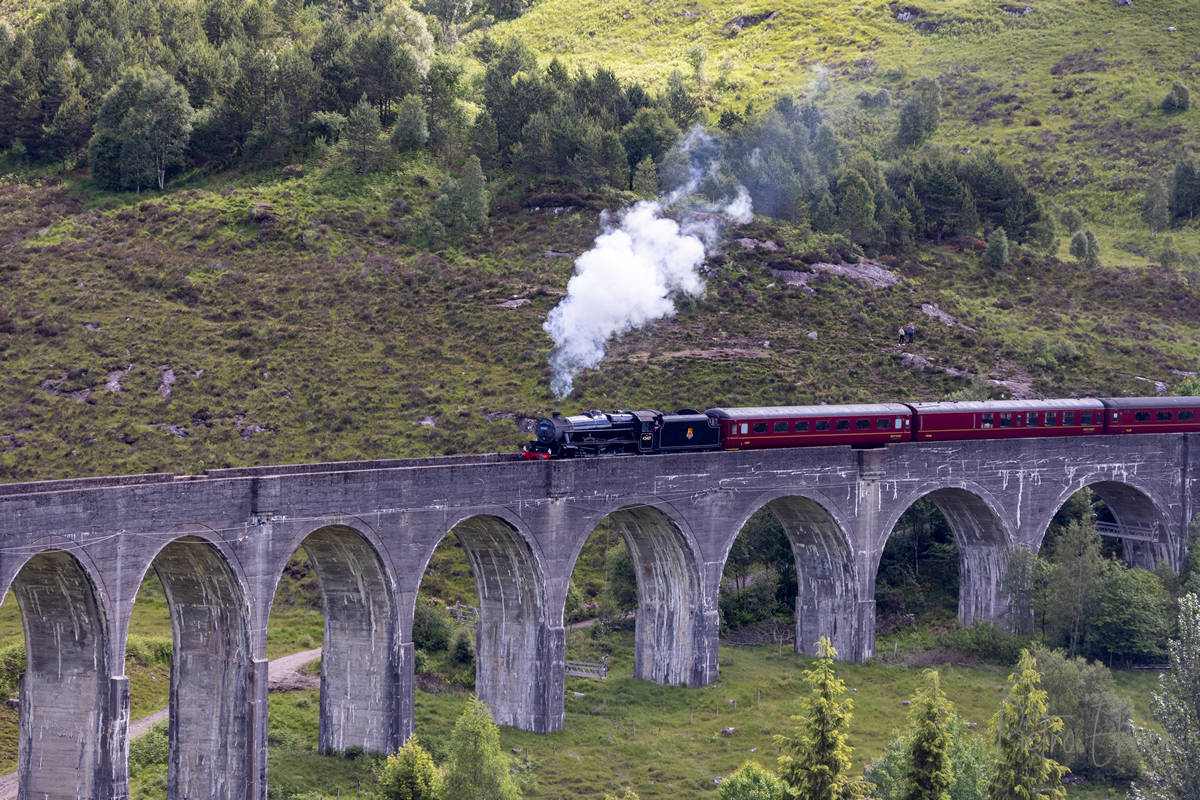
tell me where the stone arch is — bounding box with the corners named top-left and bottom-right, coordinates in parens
top-left (1038, 478), bottom-right (1176, 572)
top-left (420, 513), bottom-right (555, 731)
top-left (7, 548), bottom-right (111, 800)
top-left (575, 502), bottom-right (708, 686)
top-left (726, 493), bottom-right (860, 660)
top-left (269, 523), bottom-right (398, 754)
top-left (138, 534), bottom-right (253, 800)
top-left (880, 484), bottom-right (1014, 627)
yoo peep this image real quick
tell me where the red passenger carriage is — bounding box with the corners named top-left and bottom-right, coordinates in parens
top-left (706, 404), bottom-right (912, 449)
top-left (907, 399), bottom-right (1105, 441)
top-left (1101, 396), bottom-right (1200, 434)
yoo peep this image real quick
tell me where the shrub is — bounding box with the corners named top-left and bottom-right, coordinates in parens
top-left (451, 628), bottom-right (476, 666)
top-left (413, 597), bottom-right (453, 652)
top-left (983, 227), bottom-right (1009, 268)
top-left (1032, 646), bottom-right (1139, 781)
top-left (129, 722), bottom-right (169, 771)
top-left (942, 621), bottom-right (1026, 665)
top-left (1161, 81), bottom-right (1191, 112)
top-left (126, 635), bottom-right (172, 666)
top-left (0, 642), bottom-right (25, 694)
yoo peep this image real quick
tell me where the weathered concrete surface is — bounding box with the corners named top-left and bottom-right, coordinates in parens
top-left (0, 436), bottom-right (1194, 798)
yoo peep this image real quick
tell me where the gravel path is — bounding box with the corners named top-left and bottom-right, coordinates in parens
top-left (0, 647), bottom-right (323, 799)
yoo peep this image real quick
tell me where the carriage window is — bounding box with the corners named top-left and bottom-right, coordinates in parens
top-left (981, 413), bottom-right (994, 428)
top-left (878, 418), bottom-right (892, 428)
top-left (1081, 411), bottom-right (1093, 425)
top-left (856, 419), bottom-right (871, 430)
top-left (999, 413), bottom-right (1013, 427)
top-left (1045, 412), bottom-right (1058, 426)
top-left (1063, 412), bottom-right (1075, 425)
top-left (1157, 411), bottom-right (1173, 421)
top-left (753, 423), bottom-right (767, 433)
top-left (816, 420), bottom-right (830, 431)
top-left (739, 423), bottom-right (748, 434)
top-left (1026, 412), bottom-right (1038, 426)
top-left (836, 420), bottom-right (851, 430)
top-left (774, 421), bottom-right (789, 433)
top-left (1135, 411), bottom-right (1150, 422)
top-left (1181, 411), bottom-right (1195, 421)
top-left (795, 420), bottom-right (810, 431)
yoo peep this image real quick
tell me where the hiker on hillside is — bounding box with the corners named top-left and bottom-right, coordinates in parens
top-left (898, 325), bottom-right (906, 345)
top-left (906, 323), bottom-right (915, 344)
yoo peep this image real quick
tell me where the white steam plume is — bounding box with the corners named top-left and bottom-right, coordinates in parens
top-left (543, 130), bottom-right (752, 398)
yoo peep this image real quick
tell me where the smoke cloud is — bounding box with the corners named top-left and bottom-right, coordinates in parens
top-left (543, 130), bottom-right (751, 398)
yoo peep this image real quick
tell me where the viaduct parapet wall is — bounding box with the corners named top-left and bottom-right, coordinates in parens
top-left (0, 434), bottom-right (1193, 799)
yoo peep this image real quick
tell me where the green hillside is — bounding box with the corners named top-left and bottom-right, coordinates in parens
top-left (497, 0), bottom-right (1200, 256)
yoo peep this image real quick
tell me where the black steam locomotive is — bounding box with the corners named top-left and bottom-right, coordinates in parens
top-left (522, 409), bottom-right (721, 458)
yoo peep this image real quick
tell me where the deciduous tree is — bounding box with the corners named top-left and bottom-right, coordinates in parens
top-left (442, 696), bottom-right (520, 800)
top-left (1131, 593), bottom-right (1200, 800)
top-left (374, 735), bottom-right (441, 800)
top-left (720, 761), bottom-right (784, 800)
top-left (1045, 519), bottom-right (1101, 656)
top-left (88, 67), bottom-right (193, 191)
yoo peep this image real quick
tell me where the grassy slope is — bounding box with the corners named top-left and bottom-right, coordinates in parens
top-left (3, 168), bottom-right (1200, 483)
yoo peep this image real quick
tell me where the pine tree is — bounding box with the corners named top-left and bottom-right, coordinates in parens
top-left (811, 190), bottom-right (838, 233)
top-left (903, 183), bottom-right (926, 239)
top-left (1084, 230), bottom-right (1099, 266)
top-left (902, 671), bottom-right (954, 800)
top-left (665, 69), bottom-right (698, 128)
top-left (459, 154), bottom-right (489, 232)
top-left (776, 637), bottom-right (870, 800)
top-left (632, 155), bottom-right (659, 198)
top-left (442, 696), bottom-right (520, 800)
top-left (391, 94), bottom-right (428, 152)
top-left (1171, 160), bottom-right (1198, 221)
top-left (1131, 593), bottom-right (1200, 800)
top-left (984, 227), bottom-right (1010, 268)
top-left (988, 650), bottom-right (1068, 800)
top-left (956, 186), bottom-right (980, 237)
top-left (345, 95), bottom-right (387, 174)
top-left (374, 735), bottom-right (441, 800)
top-left (837, 168), bottom-right (876, 245)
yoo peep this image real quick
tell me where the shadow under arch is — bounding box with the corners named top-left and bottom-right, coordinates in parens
top-left (585, 503), bottom-right (706, 687)
top-left (272, 524), bottom-right (397, 754)
top-left (142, 534), bottom-right (253, 800)
top-left (421, 514), bottom-right (556, 731)
top-left (729, 495), bottom-right (859, 660)
top-left (8, 549), bottom-right (111, 800)
top-left (881, 486), bottom-right (1013, 627)
top-left (1040, 479), bottom-right (1176, 571)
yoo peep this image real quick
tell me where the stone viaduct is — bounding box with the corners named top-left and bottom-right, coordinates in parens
top-left (0, 433), bottom-right (1195, 799)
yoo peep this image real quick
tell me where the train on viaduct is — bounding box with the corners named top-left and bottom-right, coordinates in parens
top-left (0, 431), bottom-right (1194, 798)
